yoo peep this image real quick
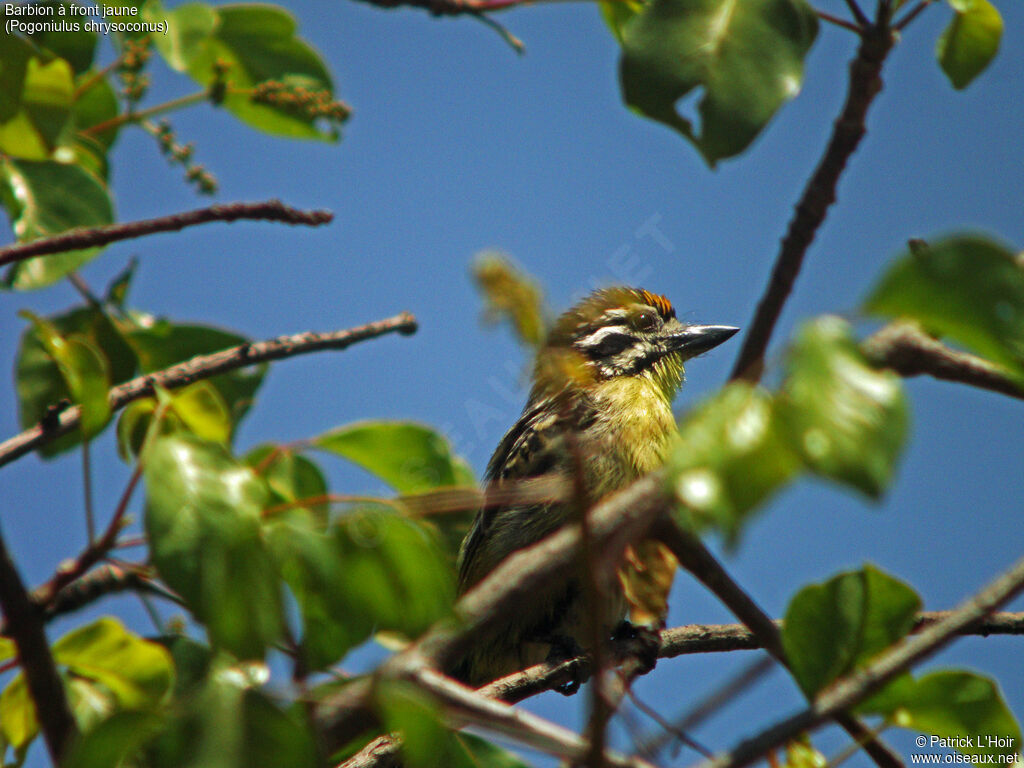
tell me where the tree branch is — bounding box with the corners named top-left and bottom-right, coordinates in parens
top-left (0, 529), bottom-right (77, 763)
top-left (729, 18), bottom-right (896, 382)
top-left (656, 522), bottom-right (904, 768)
top-left (696, 554), bottom-right (1024, 768)
top-left (0, 313), bottom-right (418, 469)
top-left (862, 322), bottom-right (1024, 401)
top-left (0, 200), bottom-right (332, 268)
top-left (335, 609), bottom-right (1024, 768)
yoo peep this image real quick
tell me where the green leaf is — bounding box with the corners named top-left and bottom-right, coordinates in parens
top-left (141, 666), bottom-right (318, 768)
top-left (375, 682), bottom-right (454, 768)
top-left (63, 710), bottom-right (167, 768)
top-left (71, 70), bottom-right (120, 178)
top-left (777, 316), bottom-right (908, 497)
top-left (164, 381), bottom-right (233, 445)
top-left (268, 510), bottom-right (454, 668)
top-left (144, 433), bottom-right (283, 658)
top-left (315, 421), bottom-right (472, 493)
top-left (104, 256), bottom-right (137, 308)
top-left (620, 0), bottom-right (818, 165)
top-left (19, 3), bottom-right (99, 74)
top-left (19, 310), bottom-right (112, 440)
top-left (0, 620), bottom-right (172, 753)
top-left (782, 565), bottom-right (921, 698)
top-left (937, 0), bottom-right (1002, 90)
top-left (669, 382), bottom-right (801, 542)
top-left (52, 618), bottom-right (175, 709)
top-left (1, 157), bottom-right (114, 289)
top-left (862, 670), bottom-right (1021, 758)
top-left (0, 18), bottom-right (78, 159)
top-left (453, 733), bottom-right (534, 768)
top-left (126, 319), bottom-right (266, 438)
top-left (0, 675), bottom-right (35, 751)
top-left (266, 522), bottom-right (374, 669)
top-left (16, 303), bottom-right (134, 456)
top-left (472, 252), bottom-right (550, 348)
top-left (863, 235), bottom-right (1024, 378)
top-left (246, 444), bottom-right (329, 528)
top-left (599, 0), bottom-right (646, 44)
top-left (153, 3), bottom-right (337, 139)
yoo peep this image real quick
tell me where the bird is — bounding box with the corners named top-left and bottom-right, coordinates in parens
top-left (452, 286), bottom-right (738, 688)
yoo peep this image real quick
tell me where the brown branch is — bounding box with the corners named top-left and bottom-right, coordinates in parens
top-left (657, 522), bottom-right (904, 768)
top-left (729, 18), bottom-right (896, 382)
top-left (0, 531), bottom-right (77, 763)
top-left (336, 610), bottom-right (1024, 768)
top-left (862, 322), bottom-right (1024, 401)
top-left (696, 554), bottom-right (1024, 768)
top-left (0, 313), bottom-right (418, 469)
top-left (0, 200), bottom-right (333, 268)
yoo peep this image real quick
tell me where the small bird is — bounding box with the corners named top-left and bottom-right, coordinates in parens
top-left (453, 286), bottom-right (738, 687)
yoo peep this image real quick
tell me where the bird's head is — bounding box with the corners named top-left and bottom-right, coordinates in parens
top-left (531, 287), bottom-right (738, 400)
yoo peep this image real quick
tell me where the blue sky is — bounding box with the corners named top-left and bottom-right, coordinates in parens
top-left (2, 0), bottom-right (1023, 764)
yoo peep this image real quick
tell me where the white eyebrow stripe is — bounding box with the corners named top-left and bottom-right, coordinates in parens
top-left (576, 325), bottom-right (632, 349)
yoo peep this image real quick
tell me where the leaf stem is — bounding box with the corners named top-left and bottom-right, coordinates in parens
top-left (81, 89), bottom-right (211, 137)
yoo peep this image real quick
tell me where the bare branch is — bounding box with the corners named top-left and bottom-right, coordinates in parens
top-left (0, 312), bottom-right (418, 469)
top-left (730, 21), bottom-right (896, 382)
top-left (695, 554), bottom-right (1024, 768)
top-left (0, 200), bottom-right (332, 268)
top-left (862, 322), bottom-right (1024, 401)
top-left (0, 531), bottom-right (77, 762)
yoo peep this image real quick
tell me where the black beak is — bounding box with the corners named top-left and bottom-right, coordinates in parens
top-left (667, 324), bottom-right (740, 358)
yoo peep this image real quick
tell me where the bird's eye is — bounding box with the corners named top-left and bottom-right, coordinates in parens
top-left (632, 309), bottom-right (660, 333)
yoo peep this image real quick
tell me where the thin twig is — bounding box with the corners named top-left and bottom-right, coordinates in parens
top-left (817, 10), bottom-right (864, 34)
top-left (843, 0), bottom-right (871, 26)
top-left (729, 19), bottom-right (896, 382)
top-left (695, 554), bottom-right (1024, 768)
top-left (861, 322), bottom-right (1024, 401)
top-left (0, 200), bottom-right (333, 268)
top-left (0, 530), bottom-right (78, 762)
top-left (893, 0), bottom-right (936, 31)
top-left (0, 313), bottom-right (418, 469)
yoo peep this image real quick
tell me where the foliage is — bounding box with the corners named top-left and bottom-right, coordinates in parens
top-left (0, 0), bottom-right (1020, 766)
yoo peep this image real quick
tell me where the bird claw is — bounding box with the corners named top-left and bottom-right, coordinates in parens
top-left (543, 634), bottom-right (585, 696)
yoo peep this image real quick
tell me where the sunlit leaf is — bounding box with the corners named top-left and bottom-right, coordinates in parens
top-left (1, 157), bottom-right (114, 289)
top-left (19, 310), bottom-right (111, 440)
top-left (144, 434), bottom-right (283, 658)
top-left (782, 565), bottom-right (921, 697)
top-left (669, 382), bottom-right (801, 541)
top-left (620, 0), bottom-right (818, 165)
top-left (777, 316), bottom-right (908, 498)
top-left (599, 0), bottom-right (646, 43)
top-left (864, 235), bottom-right (1024, 378)
top-left (862, 670), bottom-right (1021, 758)
top-left (315, 421), bottom-right (473, 493)
top-left (937, 0), bottom-right (1002, 90)
top-left (152, 2), bottom-right (338, 139)
top-left (52, 618), bottom-right (175, 709)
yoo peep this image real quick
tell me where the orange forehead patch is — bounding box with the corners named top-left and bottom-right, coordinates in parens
top-left (638, 289), bottom-right (675, 319)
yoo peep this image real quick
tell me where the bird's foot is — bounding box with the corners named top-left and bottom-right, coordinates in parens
top-left (611, 620), bottom-right (660, 675)
top-left (541, 634), bottom-right (586, 696)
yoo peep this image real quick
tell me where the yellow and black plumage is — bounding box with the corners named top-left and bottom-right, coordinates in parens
top-left (453, 287), bottom-right (738, 687)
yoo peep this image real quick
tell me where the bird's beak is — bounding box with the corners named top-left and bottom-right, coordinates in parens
top-left (665, 324), bottom-right (740, 358)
